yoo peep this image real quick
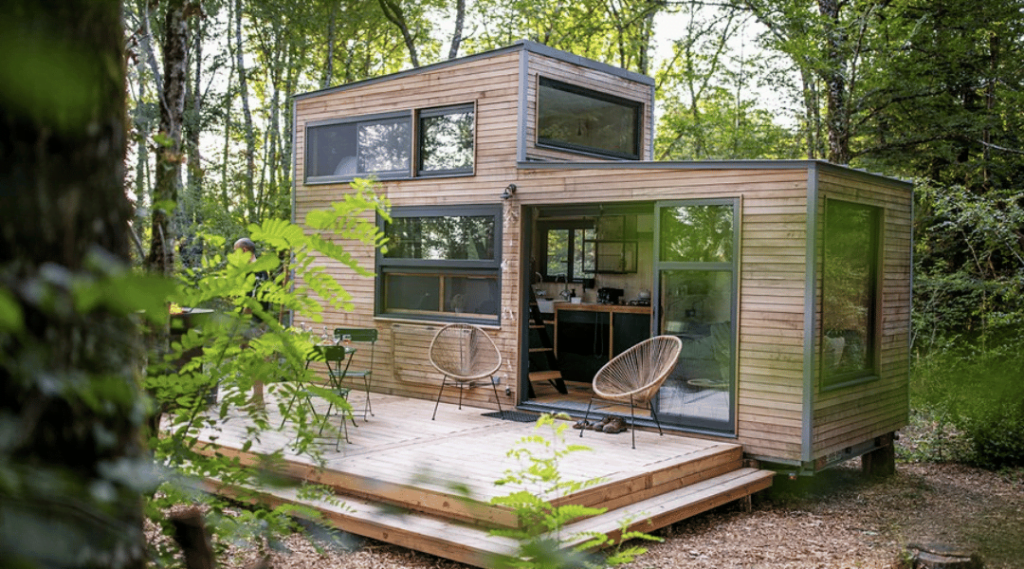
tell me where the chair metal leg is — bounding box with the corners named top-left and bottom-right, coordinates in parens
top-left (649, 403), bottom-right (664, 437)
top-left (490, 379), bottom-right (504, 417)
top-left (362, 375), bottom-right (373, 420)
top-left (431, 376), bottom-right (448, 420)
top-left (580, 398), bottom-right (596, 439)
top-left (629, 396), bottom-right (636, 449)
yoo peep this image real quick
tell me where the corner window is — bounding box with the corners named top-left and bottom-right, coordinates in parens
top-left (820, 199), bottom-right (881, 387)
top-left (418, 104), bottom-right (475, 176)
top-left (306, 113), bottom-right (412, 183)
top-left (537, 77), bottom-right (642, 160)
top-left (378, 206), bottom-right (501, 323)
top-left (539, 220), bottom-right (594, 283)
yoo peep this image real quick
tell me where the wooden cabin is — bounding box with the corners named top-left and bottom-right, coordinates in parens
top-left (292, 40), bottom-right (912, 475)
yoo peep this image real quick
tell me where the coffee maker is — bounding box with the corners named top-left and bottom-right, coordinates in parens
top-left (597, 287), bottom-right (624, 305)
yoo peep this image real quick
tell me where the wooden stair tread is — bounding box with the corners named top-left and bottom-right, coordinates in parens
top-left (562, 467), bottom-right (775, 545)
top-left (528, 370), bottom-right (563, 382)
top-left (244, 481), bottom-right (519, 567)
top-left (229, 466), bottom-right (773, 569)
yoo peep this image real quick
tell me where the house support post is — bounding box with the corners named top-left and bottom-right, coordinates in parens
top-left (861, 432), bottom-right (896, 477)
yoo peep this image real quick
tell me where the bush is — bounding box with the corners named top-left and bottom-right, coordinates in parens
top-left (911, 336), bottom-right (1024, 469)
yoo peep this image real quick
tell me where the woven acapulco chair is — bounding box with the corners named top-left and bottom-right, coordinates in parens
top-left (429, 323), bottom-right (504, 420)
top-left (580, 335), bottom-right (683, 449)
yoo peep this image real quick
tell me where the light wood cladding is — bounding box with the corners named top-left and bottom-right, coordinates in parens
top-left (292, 41), bottom-right (913, 470)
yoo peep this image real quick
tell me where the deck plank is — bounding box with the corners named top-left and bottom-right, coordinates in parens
top-left (191, 393), bottom-right (772, 567)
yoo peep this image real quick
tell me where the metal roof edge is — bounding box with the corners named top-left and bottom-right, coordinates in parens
top-left (514, 40), bottom-right (655, 86)
top-left (516, 159), bottom-right (913, 186)
top-left (293, 40), bottom-right (655, 102)
top-left (293, 43), bottom-right (525, 102)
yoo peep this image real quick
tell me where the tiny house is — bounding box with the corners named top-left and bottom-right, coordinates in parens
top-left (292, 40), bottom-right (912, 474)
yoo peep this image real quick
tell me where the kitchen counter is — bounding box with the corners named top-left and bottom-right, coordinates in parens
top-left (554, 302), bottom-right (651, 315)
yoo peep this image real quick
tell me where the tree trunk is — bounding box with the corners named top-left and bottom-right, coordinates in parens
top-left (323, 3), bottom-right (336, 88)
top-left (0, 1), bottom-right (147, 567)
top-left (378, 0), bottom-right (421, 67)
top-left (448, 0), bottom-right (466, 60)
top-left (183, 14), bottom-right (205, 237)
top-left (235, 0), bottom-right (258, 223)
top-left (818, 0), bottom-right (850, 164)
top-left (147, 0), bottom-right (188, 276)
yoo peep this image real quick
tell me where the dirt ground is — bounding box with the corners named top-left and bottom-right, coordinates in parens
top-left (211, 457), bottom-right (1022, 569)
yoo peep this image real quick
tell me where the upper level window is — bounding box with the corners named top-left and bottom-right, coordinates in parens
top-left (306, 113), bottom-right (412, 183)
top-left (418, 104), bottom-right (475, 176)
top-left (537, 77), bottom-right (642, 160)
top-left (377, 205), bottom-right (501, 324)
top-left (820, 199), bottom-right (881, 388)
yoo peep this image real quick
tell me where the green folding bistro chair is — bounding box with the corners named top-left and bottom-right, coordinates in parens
top-left (281, 344), bottom-right (356, 447)
top-left (333, 327), bottom-right (378, 421)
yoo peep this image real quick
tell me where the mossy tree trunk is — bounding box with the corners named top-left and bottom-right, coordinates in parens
top-left (0, 0), bottom-right (148, 567)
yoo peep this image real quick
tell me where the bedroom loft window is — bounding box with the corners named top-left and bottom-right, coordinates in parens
top-left (537, 77), bottom-right (642, 160)
top-left (418, 104), bottom-right (475, 176)
top-left (377, 205), bottom-right (501, 324)
top-left (306, 113), bottom-right (412, 183)
top-left (305, 104), bottom-right (475, 183)
top-left (820, 199), bottom-right (882, 388)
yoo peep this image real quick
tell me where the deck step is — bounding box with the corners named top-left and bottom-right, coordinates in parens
top-left (562, 467), bottom-right (774, 548)
top-left (227, 466), bottom-right (773, 569)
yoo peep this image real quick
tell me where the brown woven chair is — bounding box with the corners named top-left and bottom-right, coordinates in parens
top-left (429, 323), bottom-right (504, 420)
top-left (580, 335), bottom-right (683, 448)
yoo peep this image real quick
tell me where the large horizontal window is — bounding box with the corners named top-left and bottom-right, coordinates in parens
top-left (820, 199), bottom-right (881, 388)
top-left (537, 77), bottom-right (642, 160)
top-left (418, 104), bottom-right (475, 176)
top-left (306, 113), bottom-right (412, 183)
top-left (377, 205), bottom-right (501, 323)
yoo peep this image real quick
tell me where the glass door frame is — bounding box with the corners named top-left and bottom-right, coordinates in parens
top-left (653, 198), bottom-right (739, 435)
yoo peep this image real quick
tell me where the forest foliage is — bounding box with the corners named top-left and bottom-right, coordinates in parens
top-left (124, 0), bottom-right (1023, 467)
top-left (4, 0), bottom-right (1024, 566)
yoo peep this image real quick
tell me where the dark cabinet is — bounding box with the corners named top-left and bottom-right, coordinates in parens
top-left (555, 305), bottom-right (650, 383)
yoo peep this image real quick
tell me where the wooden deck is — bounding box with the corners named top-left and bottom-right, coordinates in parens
top-left (196, 390), bottom-right (773, 568)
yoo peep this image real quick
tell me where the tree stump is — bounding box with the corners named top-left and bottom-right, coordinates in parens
top-left (908, 542), bottom-right (984, 569)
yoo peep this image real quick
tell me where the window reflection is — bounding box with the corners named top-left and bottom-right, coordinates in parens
top-left (659, 205), bottom-right (733, 263)
top-left (419, 105), bottom-right (474, 174)
top-left (537, 77), bottom-right (641, 159)
top-left (306, 114), bottom-right (411, 181)
top-left (821, 199), bottom-right (880, 384)
top-left (385, 215), bottom-right (495, 261)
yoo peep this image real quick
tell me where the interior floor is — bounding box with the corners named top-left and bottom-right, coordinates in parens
top-left (525, 379), bottom-right (653, 419)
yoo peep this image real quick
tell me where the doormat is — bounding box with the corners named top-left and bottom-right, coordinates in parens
top-left (481, 411), bottom-right (540, 423)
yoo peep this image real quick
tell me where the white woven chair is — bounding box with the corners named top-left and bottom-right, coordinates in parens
top-left (429, 323), bottom-right (504, 420)
top-left (580, 335), bottom-right (683, 448)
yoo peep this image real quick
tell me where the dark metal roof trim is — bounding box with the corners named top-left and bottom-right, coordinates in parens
top-left (516, 159), bottom-right (914, 188)
top-left (294, 40), bottom-right (654, 102)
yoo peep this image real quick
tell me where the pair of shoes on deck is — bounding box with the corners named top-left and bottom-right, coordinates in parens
top-left (573, 416), bottom-right (628, 434)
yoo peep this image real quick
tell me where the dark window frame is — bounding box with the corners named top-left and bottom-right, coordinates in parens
top-left (537, 219), bottom-right (595, 284)
top-left (376, 205), bottom-right (502, 324)
top-left (536, 77), bottom-right (643, 160)
top-left (305, 111), bottom-right (413, 184)
top-left (819, 198), bottom-right (883, 390)
top-left (417, 103), bottom-right (476, 177)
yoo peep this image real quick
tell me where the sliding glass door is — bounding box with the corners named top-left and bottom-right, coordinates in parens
top-left (653, 200), bottom-right (738, 434)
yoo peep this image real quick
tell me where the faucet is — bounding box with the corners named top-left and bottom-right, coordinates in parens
top-left (558, 275), bottom-right (571, 300)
